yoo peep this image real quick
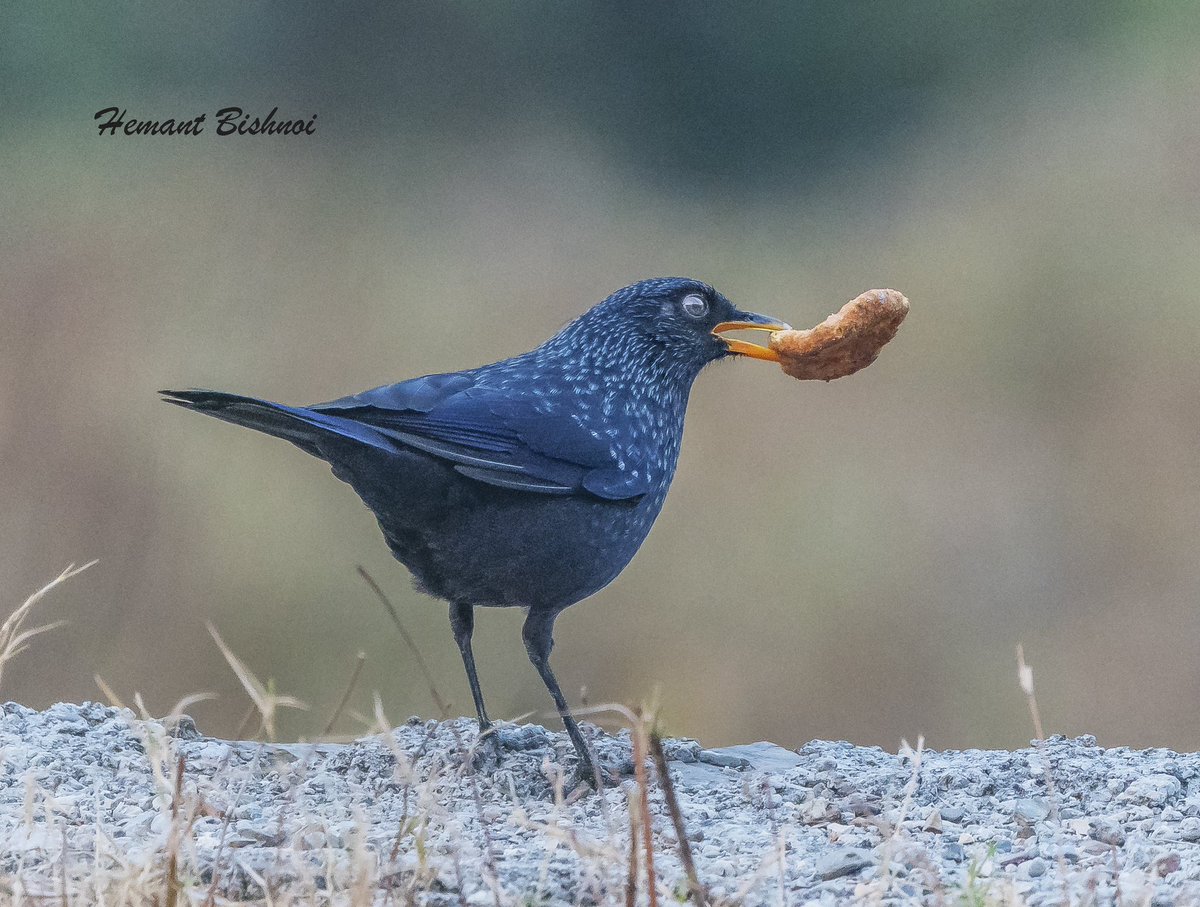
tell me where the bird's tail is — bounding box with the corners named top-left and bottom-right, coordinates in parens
top-left (159, 389), bottom-right (392, 458)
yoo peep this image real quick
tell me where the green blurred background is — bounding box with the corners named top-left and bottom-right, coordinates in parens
top-left (3, 3), bottom-right (1200, 751)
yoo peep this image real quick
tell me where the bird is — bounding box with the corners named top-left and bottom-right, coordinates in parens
top-left (162, 277), bottom-right (788, 780)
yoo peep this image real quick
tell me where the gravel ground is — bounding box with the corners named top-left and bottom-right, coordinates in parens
top-left (1, 702), bottom-right (1199, 905)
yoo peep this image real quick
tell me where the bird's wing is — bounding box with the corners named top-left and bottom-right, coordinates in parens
top-left (313, 374), bottom-right (650, 501)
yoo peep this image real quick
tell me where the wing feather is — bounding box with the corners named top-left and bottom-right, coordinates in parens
top-left (312, 373), bottom-right (649, 501)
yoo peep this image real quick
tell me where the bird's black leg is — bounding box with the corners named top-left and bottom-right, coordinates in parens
top-left (450, 602), bottom-right (491, 732)
top-left (522, 609), bottom-right (601, 784)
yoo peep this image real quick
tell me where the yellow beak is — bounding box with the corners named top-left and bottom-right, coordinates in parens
top-left (712, 319), bottom-right (791, 362)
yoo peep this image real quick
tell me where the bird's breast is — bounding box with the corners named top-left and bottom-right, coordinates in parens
top-left (579, 387), bottom-right (688, 492)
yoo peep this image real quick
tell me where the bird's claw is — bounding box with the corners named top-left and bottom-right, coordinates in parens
top-left (469, 722), bottom-right (559, 772)
top-left (568, 763), bottom-right (598, 793)
top-left (466, 725), bottom-right (506, 772)
top-left (565, 755), bottom-right (622, 793)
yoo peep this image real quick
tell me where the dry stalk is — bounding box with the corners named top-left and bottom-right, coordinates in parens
top-left (207, 622), bottom-right (308, 741)
top-left (322, 650), bottom-right (368, 736)
top-left (201, 747), bottom-right (262, 907)
top-left (1016, 643), bottom-right (1045, 742)
top-left (625, 782), bottom-right (640, 907)
top-left (1017, 643), bottom-right (1068, 904)
top-left (93, 673), bottom-right (126, 710)
top-left (444, 721), bottom-right (503, 907)
top-left (648, 729), bottom-right (707, 907)
top-left (713, 829), bottom-right (793, 907)
top-left (510, 812), bottom-right (623, 864)
top-left (1016, 644), bottom-right (1060, 822)
top-left (165, 692), bottom-right (217, 723)
top-left (164, 756), bottom-right (185, 907)
top-left (357, 565), bottom-right (450, 717)
top-left (346, 807), bottom-right (377, 907)
top-left (775, 830), bottom-right (786, 907)
top-left (60, 824), bottom-right (69, 907)
top-left (232, 703), bottom-right (257, 740)
top-left (631, 709), bottom-right (659, 907)
top-left (873, 735), bottom-right (925, 897)
top-left (370, 694), bottom-right (444, 902)
top-left (450, 835), bottom-right (471, 907)
top-left (0, 561), bottom-right (94, 691)
top-left (575, 700), bottom-right (676, 905)
top-left (362, 567), bottom-right (479, 902)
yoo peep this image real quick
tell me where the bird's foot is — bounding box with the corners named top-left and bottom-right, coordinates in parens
top-left (492, 723), bottom-right (552, 752)
top-left (564, 752), bottom-right (623, 793)
top-left (567, 762), bottom-right (598, 793)
top-left (468, 722), bottom-right (555, 772)
top-left (468, 725), bottom-right (505, 772)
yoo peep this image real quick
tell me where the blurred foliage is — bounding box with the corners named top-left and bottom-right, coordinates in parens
top-left (2, 3), bottom-right (1200, 752)
top-left (2, 1), bottom-right (1155, 188)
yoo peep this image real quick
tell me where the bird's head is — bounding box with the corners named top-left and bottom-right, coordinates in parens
top-left (570, 278), bottom-right (790, 378)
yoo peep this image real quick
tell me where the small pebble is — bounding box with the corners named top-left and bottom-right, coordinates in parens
top-left (1122, 774), bottom-right (1182, 807)
top-left (1015, 798), bottom-right (1051, 823)
top-left (1178, 817), bottom-right (1200, 841)
top-left (1089, 818), bottom-right (1126, 845)
top-left (943, 843), bottom-right (967, 863)
top-left (1154, 852), bottom-right (1182, 876)
top-left (1022, 857), bottom-right (1047, 878)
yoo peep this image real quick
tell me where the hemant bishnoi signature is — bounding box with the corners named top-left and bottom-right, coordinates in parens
top-left (94, 106), bottom-right (317, 137)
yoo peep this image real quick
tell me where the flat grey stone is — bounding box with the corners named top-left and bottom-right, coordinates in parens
top-left (697, 749), bottom-right (752, 769)
top-left (815, 847), bottom-right (873, 880)
top-left (709, 741), bottom-right (805, 773)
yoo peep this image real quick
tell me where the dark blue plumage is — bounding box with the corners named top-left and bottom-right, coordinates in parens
top-left (162, 277), bottom-right (787, 779)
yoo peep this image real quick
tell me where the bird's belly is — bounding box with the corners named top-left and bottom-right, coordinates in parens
top-left (431, 493), bottom-right (660, 611)
top-left (330, 444), bottom-right (665, 611)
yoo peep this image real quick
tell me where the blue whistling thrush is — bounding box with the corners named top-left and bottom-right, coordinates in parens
top-left (162, 277), bottom-right (789, 781)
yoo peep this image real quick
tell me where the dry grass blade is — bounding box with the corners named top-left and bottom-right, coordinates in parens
top-left (1016, 643), bottom-right (1045, 741)
top-left (0, 561), bottom-right (95, 692)
top-left (874, 735), bottom-right (925, 897)
top-left (164, 756), bottom-right (185, 907)
top-left (444, 720), bottom-right (504, 907)
top-left (322, 650), bottom-right (367, 736)
top-left (624, 782), bottom-right (640, 907)
top-left (207, 622), bottom-right (308, 741)
top-left (631, 711), bottom-right (659, 907)
top-left (1017, 644), bottom-right (1062, 827)
top-left (166, 692), bottom-right (217, 722)
top-left (60, 825), bottom-right (69, 907)
top-left (357, 565), bottom-right (450, 717)
top-left (94, 674), bottom-right (126, 710)
top-left (201, 748), bottom-right (261, 907)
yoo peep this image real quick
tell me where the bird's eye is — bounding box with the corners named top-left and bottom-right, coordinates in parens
top-left (681, 294), bottom-right (708, 319)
